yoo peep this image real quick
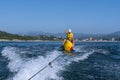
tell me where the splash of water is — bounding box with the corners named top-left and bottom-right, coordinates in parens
top-left (2, 46), bottom-right (94, 80)
top-left (2, 46), bottom-right (24, 72)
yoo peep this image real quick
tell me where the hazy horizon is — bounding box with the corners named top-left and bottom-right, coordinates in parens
top-left (0, 29), bottom-right (120, 35)
top-left (0, 0), bottom-right (120, 34)
top-left (0, 27), bottom-right (120, 35)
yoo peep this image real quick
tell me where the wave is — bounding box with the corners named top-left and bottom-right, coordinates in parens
top-left (2, 46), bottom-right (24, 73)
top-left (1, 46), bottom-right (94, 80)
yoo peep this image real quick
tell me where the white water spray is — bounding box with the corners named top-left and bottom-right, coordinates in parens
top-left (2, 46), bottom-right (94, 80)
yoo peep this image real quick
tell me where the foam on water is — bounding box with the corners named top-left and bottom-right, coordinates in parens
top-left (2, 46), bottom-right (63, 80)
top-left (2, 46), bottom-right (95, 80)
top-left (2, 46), bottom-right (24, 72)
top-left (73, 51), bottom-right (94, 62)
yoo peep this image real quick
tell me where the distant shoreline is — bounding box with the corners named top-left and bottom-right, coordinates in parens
top-left (0, 40), bottom-right (62, 42)
top-left (0, 40), bottom-right (119, 43)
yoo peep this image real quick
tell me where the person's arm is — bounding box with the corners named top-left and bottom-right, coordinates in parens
top-left (72, 38), bottom-right (75, 48)
top-left (62, 39), bottom-right (66, 45)
top-left (72, 34), bottom-right (75, 48)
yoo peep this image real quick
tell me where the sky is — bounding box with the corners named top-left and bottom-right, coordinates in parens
top-left (0, 0), bottom-right (120, 34)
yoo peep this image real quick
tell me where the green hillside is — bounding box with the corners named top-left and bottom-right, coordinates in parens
top-left (0, 31), bottom-right (62, 41)
top-left (0, 31), bottom-right (35, 40)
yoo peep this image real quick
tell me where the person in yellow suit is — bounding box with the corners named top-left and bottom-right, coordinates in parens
top-left (62, 29), bottom-right (75, 51)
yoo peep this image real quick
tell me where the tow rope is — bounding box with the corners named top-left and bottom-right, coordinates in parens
top-left (28, 55), bottom-right (61, 80)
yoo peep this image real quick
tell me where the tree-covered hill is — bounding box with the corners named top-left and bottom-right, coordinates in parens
top-left (0, 31), bottom-right (62, 41)
top-left (0, 31), bottom-right (35, 40)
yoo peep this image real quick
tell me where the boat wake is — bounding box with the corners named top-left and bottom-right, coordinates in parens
top-left (2, 46), bottom-right (95, 80)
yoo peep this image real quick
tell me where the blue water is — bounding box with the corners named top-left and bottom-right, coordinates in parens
top-left (0, 42), bottom-right (120, 80)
